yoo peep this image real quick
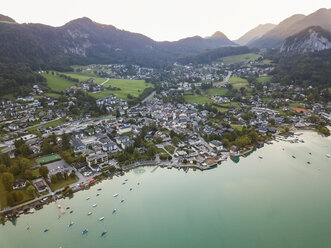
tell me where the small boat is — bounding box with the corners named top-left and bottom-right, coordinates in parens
top-left (292, 155), bottom-right (296, 159)
top-left (327, 154), bottom-right (330, 158)
top-left (101, 231), bottom-right (107, 237)
top-left (97, 188), bottom-right (102, 191)
top-left (70, 210), bottom-right (73, 214)
top-left (82, 229), bottom-right (88, 235)
top-left (57, 205), bottom-right (61, 209)
top-left (309, 152), bottom-right (312, 155)
top-left (307, 162), bottom-right (311, 164)
top-left (26, 225), bottom-right (31, 230)
top-left (68, 222), bottom-right (74, 227)
top-left (86, 197), bottom-right (90, 200)
top-left (92, 204), bottom-right (97, 207)
top-left (96, 193), bottom-right (100, 196)
top-left (120, 199), bottom-right (125, 203)
top-left (258, 156), bottom-right (263, 159)
top-left (66, 207), bottom-right (70, 210)
top-left (137, 182), bottom-right (140, 185)
top-left (87, 212), bottom-right (92, 216)
top-left (129, 188), bottom-right (132, 191)
top-left (44, 228), bottom-right (49, 233)
top-left (125, 179), bottom-right (128, 181)
top-left (99, 217), bottom-right (105, 221)
top-left (113, 193), bottom-right (119, 197)
top-left (122, 182), bottom-right (126, 185)
top-left (112, 209), bottom-right (117, 214)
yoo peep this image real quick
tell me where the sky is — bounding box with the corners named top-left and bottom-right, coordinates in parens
top-left (1, 0), bottom-right (330, 41)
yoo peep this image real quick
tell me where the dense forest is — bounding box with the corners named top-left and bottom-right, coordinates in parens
top-left (271, 49), bottom-right (331, 88)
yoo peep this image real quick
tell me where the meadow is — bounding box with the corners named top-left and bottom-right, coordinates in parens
top-left (42, 73), bottom-right (76, 92)
top-left (184, 94), bottom-right (213, 104)
top-left (221, 53), bottom-right (262, 64)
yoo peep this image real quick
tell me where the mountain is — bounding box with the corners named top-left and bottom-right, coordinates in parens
top-left (280, 26), bottom-right (331, 56)
top-left (0, 16), bottom-right (234, 69)
top-left (0, 14), bottom-right (15, 23)
top-left (249, 8), bottom-right (331, 48)
top-left (235, 23), bottom-right (276, 45)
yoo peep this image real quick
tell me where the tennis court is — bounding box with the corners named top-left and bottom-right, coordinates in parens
top-left (36, 154), bottom-right (61, 165)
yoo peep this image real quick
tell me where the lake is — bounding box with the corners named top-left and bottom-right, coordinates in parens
top-left (0, 131), bottom-right (331, 248)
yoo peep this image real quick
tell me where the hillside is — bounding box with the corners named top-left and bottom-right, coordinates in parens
top-left (0, 16), bottom-right (235, 69)
top-left (280, 26), bottom-right (331, 56)
top-left (0, 14), bottom-right (15, 23)
top-left (249, 8), bottom-right (331, 48)
top-left (235, 24), bottom-right (276, 45)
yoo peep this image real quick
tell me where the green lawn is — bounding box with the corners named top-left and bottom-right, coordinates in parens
top-left (28, 118), bottom-right (65, 132)
top-left (0, 180), bottom-right (7, 209)
top-left (205, 88), bottom-right (228, 96)
top-left (92, 79), bottom-right (153, 100)
top-left (257, 76), bottom-right (272, 83)
top-left (221, 53), bottom-right (262, 64)
top-left (49, 177), bottom-right (78, 191)
top-left (184, 95), bottom-right (213, 104)
top-left (42, 73), bottom-right (76, 92)
top-left (229, 77), bottom-right (249, 83)
top-left (45, 93), bottom-right (61, 98)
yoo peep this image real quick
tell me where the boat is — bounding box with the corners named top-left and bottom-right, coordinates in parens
top-left (44, 228), bottom-right (49, 233)
top-left (125, 179), bottom-right (128, 181)
top-left (327, 154), bottom-right (330, 158)
top-left (112, 209), bottom-right (117, 214)
top-left (97, 188), bottom-right (102, 191)
top-left (96, 193), bottom-right (100, 196)
top-left (292, 155), bottom-right (296, 159)
top-left (82, 229), bottom-right (88, 235)
top-left (87, 212), bottom-right (92, 216)
top-left (122, 182), bottom-right (126, 185)
top-left (129, 188), bottom-right (132, 191)
top-left (137, 182), bottom-right (140, 185)
top-left (86, 197), bottom-right (90, 200)
top-left (309, 152), bottom-right (312, 155)
top-left (66, 207), bottom-right (70, 210)
top-left (70, 210), bottom-right (73, 214)
top-left (57, 205), bottom-right (61, 209)
top-left (120, 199), bottom-right (125, 203)
top-left (68, 222), bottom-right (74, 227)
top-left (258, 156), bottom-right (263, 159)
top-left (92, 204), bottom-right (97, 207)
top-left (113, 193), bottom-right (119, 197)
top-left (101, 231), bottom-right (107, 237)
top-left (26, 225), bottom-right (31, 230)
top-left (307, 162), bottom-right (311, 164)
top-left (99, 217), bottom-right (105, 221)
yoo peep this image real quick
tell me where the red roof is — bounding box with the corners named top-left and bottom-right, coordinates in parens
top-left (291, 108), bottom-right (308, 113)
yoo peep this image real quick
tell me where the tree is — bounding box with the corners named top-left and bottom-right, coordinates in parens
top-left (2, 172), bottom-right (14, 191)
top-left (268, 118), bottom-right (275, 126)
top-left (24, 169), bottom-right (33, 180)
top-left (0, 164), bottom-right (7, 173)
top-left (50, 174), bottom-right (57, 184)
top-left (39, 166), bottom-right (49, 179)
top-left (19, 158), bottom-right (31, 175)
top-left (61, 133), bottom-right (71, 151)
top-left (7, 191), bottom-right (23, 205)
top-left (155, 136), bottom-right (163, 144)
top-left (26, 185), bottom-right (36, 196)
top-left (69, 171), bottom-right (76, 179)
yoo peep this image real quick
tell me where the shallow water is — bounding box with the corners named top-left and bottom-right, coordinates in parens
top-left (0, 132), bottom-right (331, 248)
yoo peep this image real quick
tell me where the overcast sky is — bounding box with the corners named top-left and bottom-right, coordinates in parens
top-left (1, 0), bottom-right (330, 41)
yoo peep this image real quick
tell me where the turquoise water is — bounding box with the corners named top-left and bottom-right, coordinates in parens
top-left (1, 131), bottom-right (331, 248)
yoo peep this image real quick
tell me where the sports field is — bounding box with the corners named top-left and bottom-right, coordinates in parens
top-left (36, 154), bottom-right (61, 165)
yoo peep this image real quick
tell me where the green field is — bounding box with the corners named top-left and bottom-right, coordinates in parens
top-left (184, 95), bottom-right (213, 104)
top-left (221, 53), bottom-right (262, 64)
top-left (36, 154), bottom-right (61, 165)
top-left (228, 77), bottom-right (249, 84)
top-left (45, 93), bottom-right (61, 98)
top-left (62, 72), bottom-right (106, 84)
top-left (92, 79), bottom-right (153, 100)
top-left (28, 118), bottom-right (65, 132)
top-left (0, 180), bottom-right (6, 209)
top-left (205, 88), bottom-right (228, 96)
top-left (49, 177), bottom-right (78, 191)
top-left (42, 73), bottom-right (76, 92)
top-left (257, 76), bottom-right (272, 83)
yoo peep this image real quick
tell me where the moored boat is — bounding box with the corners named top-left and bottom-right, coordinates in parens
top-left (92, 204), bottom-right (97, 207)
top-left (99, 217), bottom-right (105, 221)
top-left (82, 229), bottom-right (88, 235)
top-left (113, 193), bottom-right (119, 197)
top-left (101, 231), bottom-right (107, 237)
top-left (87, 212), bottom-right (92, 216)
top-left (112, 209), bottom-right (117, 214)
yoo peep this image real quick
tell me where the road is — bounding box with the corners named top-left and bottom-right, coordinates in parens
top-left (100, 78), bottom-right (109, 85)
top-left (214, 71), bottom-right (232, 86)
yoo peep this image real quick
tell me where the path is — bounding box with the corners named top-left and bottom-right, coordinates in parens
top-left (100, 78), bottom-right (109, 86)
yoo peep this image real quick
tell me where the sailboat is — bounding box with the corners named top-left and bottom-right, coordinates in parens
top-left (82, 229), bottom-right (88, 235)
top-left (101, 231), bottom-right (107, 237)
top-left (99, 217), bottom-right (105, 221)
top-left (112, 209), bottom-right (117, 214)
top-left (68, 222), bottom-right (74, 227)
top-left (113, 193), bottom-right (119, 197)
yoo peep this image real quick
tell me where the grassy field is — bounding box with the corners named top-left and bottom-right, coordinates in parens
top-left (221, 53), bottom-right (262, 64)
top-left (28, 118), bottom-right (65, 132)
top-left (36, 154), bottom-right (61, 165)
top-left (228, 77), bottom-right (249, 83)
top-left (0, 180), bottom-right (6, 209)
top-left (42, 73), bottom-right (76, 92)
top-left (49, 177), bottom-right (79, 191)
top-left (205, 88), bottom-right (228, 96)
top-left (184, 95), bottom-right (213, 104)
top-left (92, 79), bottom-right (153, 100)
top-left (257, 76), bottom-right (272, 83)
top-left (62, 72), bottom-right (105, 84)
top-left (45, 93), bottom-right (62, 99)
